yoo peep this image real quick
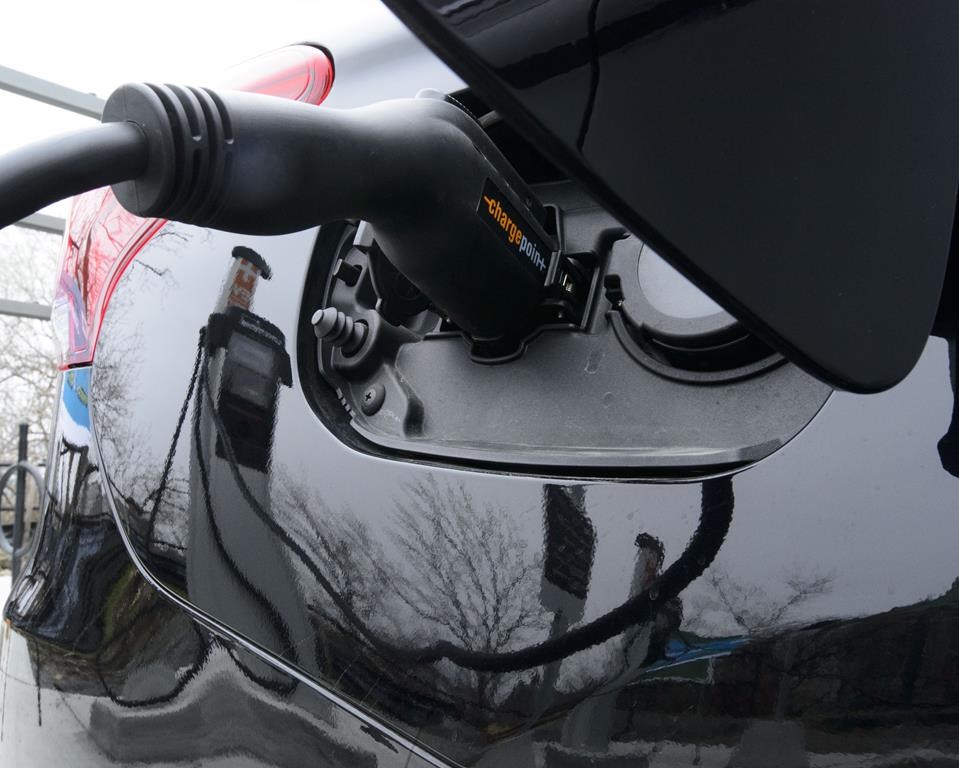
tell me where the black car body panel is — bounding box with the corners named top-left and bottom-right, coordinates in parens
top-left (2, 373), bottom-right (433, 767)
top-left (3, 7), bottom-right (959, 768)
top-left (28, 219), bottom-right (959, 765)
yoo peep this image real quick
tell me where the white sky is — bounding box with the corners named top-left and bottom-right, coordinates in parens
top-left (0, 0), bottom-right (403, 215)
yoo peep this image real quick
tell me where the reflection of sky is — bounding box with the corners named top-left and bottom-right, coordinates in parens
top-left (62, 368), bottom-right (91, 428)
top-left (58, 367), bottom-right (91, 447)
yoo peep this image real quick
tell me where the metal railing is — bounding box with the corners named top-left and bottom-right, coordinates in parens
top-left (0, 424), bottom-right (45, 579)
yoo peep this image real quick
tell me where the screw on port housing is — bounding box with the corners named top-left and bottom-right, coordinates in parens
top-left (361, 384), bottom-right (385, 415)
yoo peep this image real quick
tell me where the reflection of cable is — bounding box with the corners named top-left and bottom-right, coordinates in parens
top-left (138, 327), bottom-right (298, 691)
top-left (144, 334), bottom-right (204, 547)
top-left (200, 339), bottom-right (734, 672)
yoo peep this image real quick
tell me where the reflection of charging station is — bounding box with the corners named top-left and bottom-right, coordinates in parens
top-left (527, 487), bottom-right (680, 767)
top-left (555, 533), bottom-right (670, 761)
top-left (204, 275), bottom-right (292, 475)
top-left (528, 487), bottom-right (595, 720)
top-left (186, 247), bottom-right (322, 700)
top-left (188, 246), bottom-right (290, 527)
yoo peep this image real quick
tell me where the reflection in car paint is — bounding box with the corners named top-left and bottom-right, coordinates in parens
top-left (5, 10), bottom-right (959, 764)
top-left (71, 222), bottom-right (959, 766)
top-left (133, 247), bottom-right (734, 743)
top-left (182, 248), bottom-right (320, 693)
top-left (2, 381), bottom-right (426, 767)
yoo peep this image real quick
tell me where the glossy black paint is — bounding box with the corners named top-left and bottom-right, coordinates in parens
top-left (2, 370), bottom-right (435, 767)
top-left (382, 0), bottom-right (959, 393)
top-left (50, 213), bottom-right (955, 766)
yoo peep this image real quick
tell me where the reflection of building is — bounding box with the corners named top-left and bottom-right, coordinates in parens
top-left (611, 589), bottom-right (959, 760)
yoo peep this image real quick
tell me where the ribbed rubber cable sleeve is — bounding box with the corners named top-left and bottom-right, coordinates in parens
top-left (0, 121), bottom-right (147, 230)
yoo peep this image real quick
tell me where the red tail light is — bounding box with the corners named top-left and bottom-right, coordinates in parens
top-left (51, 44), bottom-right (334, 369)
top-left (220, 44), bottom-right (334, 103)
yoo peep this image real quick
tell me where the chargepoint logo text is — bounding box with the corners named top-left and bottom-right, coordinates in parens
top-left (479, 180), bottom-right (548, 276)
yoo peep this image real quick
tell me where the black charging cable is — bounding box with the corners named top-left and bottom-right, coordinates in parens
top-left (0, 81), bottom-right (554, 339)
top-left (0, 122), bottom-right (146, 230)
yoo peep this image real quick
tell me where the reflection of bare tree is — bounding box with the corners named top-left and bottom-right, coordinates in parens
top-left (272, 475), bottom-right (552, 719)
top-left (387, 478), bottom-right (549, 707)
top-left (685, 563), bottom-right (833, 636)
top-left (273, 482), bottom-right (391, 626)
top-left (277, 476), bottom-right (549, 709)
top-left (92, 255), bottom-right (191, 559)
top-left (275, 476), bottom-right (733, 684)
top-left (391, 479), bottom-right (547, 659)
top-left (0, 227), bottom-right (60, 463)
